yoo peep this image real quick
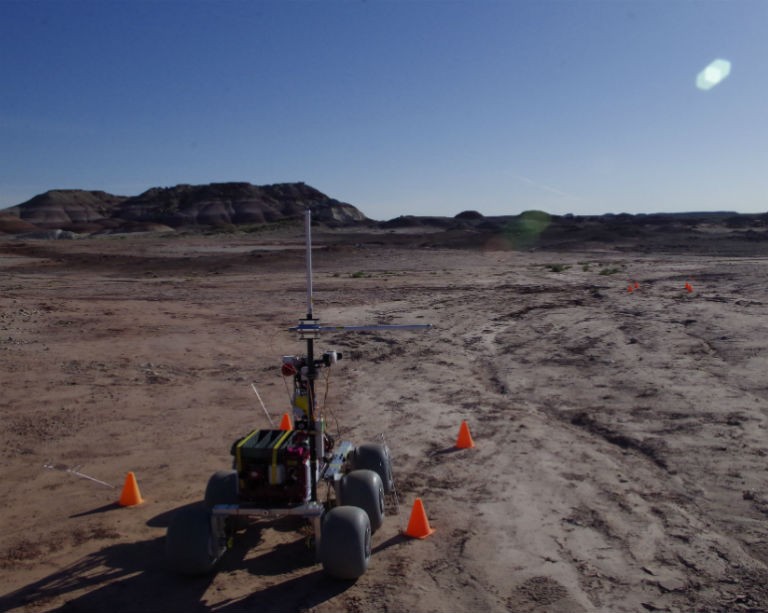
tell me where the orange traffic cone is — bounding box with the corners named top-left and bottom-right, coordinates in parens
top-left (455, 420), bottom-right (475, 449)
top-left (627, 284), bottom-right (634, 293)
top-left (403, 498), bottom-right (435, 539)
top-left (279, 413), bottom-right (293, 431)
top-left (634, 281), bottom-right (639, 289)
top-left (118, 471), bottom-right (144, 507)
top-left (685, 282), bottom-right (693, 293)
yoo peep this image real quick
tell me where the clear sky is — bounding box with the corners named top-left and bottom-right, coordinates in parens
top-left (1, 0), bottom-right (766, 220)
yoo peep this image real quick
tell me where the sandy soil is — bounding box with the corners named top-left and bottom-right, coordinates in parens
top-left (2, 232), bottom-right (768, 613)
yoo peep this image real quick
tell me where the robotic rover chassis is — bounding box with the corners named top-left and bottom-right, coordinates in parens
top-left (165, 210), bottom-right (429, 579)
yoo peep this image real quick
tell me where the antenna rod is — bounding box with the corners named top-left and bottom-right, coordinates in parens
top-left (304, 208), bottom-right (319, 502)
top-left (305, 208), bottom-right (313, 319)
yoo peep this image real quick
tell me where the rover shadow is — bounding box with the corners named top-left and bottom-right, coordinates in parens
top-left (0, 503), bottom-right (355, 613)
top-left (0, 534), bottom-right (215, 613)
top-left (211, 568), bottom-right (352, 612)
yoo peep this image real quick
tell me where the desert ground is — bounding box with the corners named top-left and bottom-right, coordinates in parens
top-left (2, 228), bottom-right (768, 613)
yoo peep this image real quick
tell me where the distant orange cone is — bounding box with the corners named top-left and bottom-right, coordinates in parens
top-left (279, 413), bottom-right (293, 430)
top-left (627, 284), bottom-right (634, 293)
top-left (685, 282), bottom-right (693, 293)
top-left (634, 281), bottom-right (639, 289)
top-left (455, 420), bottom-right (475, 449)
top-left (118, 471), bottom-right (144, 507)
top-left (403, 498), bottom-right (435, 539)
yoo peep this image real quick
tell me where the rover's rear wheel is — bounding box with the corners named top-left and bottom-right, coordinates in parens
top-left (166, 506), bottom-right (225, 575)
top-left (204, 470), bottom-right (239, 508)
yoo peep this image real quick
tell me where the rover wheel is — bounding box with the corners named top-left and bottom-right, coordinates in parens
top-left (351, 443), bottom-right (394, 494)
top-left (204, 470), bottom-right (239, 508)
top-left (339, 469), bottom-right (385, 532)
top-left (320, 506), bottom-right (371, 580)
top-left (166, 506), bottom-right (225, 575)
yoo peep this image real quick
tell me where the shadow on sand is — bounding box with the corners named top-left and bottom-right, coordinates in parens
top-left (0, 503), bottom-right (358, 613)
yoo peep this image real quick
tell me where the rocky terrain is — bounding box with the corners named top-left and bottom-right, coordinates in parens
top-left (2, 186), bottom-right (768, 611)
top-left (1, 220), bottom-right (768, 612)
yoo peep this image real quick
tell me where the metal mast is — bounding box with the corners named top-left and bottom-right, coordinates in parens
top-left (294, 209), bottom-right (431, 503)
top-left (303, 208), bottom-right (319, 502)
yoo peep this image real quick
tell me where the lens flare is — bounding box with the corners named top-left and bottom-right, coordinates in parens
top-left (696, 59), bottom-right (731, 90)
top-left (502, 210), bottom-right (551, 249)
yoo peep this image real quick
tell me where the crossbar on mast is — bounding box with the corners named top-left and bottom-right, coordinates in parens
top-left (291, 323), bottom-right (432, 334)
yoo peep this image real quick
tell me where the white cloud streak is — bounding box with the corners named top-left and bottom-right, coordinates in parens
top-left (514, 174), bottom-right (581, 199)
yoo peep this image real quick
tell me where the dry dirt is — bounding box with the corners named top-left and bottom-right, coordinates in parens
top-left (2, 231), bottom-right (768, 613)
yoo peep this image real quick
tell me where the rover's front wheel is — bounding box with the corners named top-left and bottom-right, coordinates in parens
top-left (319, 506), bottom-right (371, 580)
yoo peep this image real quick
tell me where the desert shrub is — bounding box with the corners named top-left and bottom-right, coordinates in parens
top-left (545, 263), bottom-right (570, 273)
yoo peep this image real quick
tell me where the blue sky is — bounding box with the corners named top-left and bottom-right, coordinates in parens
top-left (1, 1), bottom-right (766, 220)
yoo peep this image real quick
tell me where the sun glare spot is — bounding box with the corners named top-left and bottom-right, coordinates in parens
top-left (696, 59), bottom-right (731, 91)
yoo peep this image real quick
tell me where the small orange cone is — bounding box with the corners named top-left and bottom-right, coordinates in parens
top-left (455, 420), bottom-right (475, 449)
top-left (279, 413), bottom-right (293, 430)
top-left (403, 498), bottom-right (435, 539)
top-left (118, 471), bottom-right (144, 507)
top-left (685, 282), bottom-right (693, 293)
top-left (634, 281), bottom-right (639, 289)
top-left (627, 284), bottom-right (634, 293)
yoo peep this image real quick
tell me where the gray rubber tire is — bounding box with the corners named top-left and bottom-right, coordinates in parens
top-left (339, 469), bottom-right (385, 533)
top-left (204, 470), bottom-right (239, 508)
top-left (352, 443), bottom-right (394, 494)
top-left (320, 506), bottom-right (372, 580)
top-left (166, 506), bottom-right (222, 575)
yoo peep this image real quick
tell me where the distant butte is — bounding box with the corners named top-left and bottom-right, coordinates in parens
top-left (0, 182), bottom-right (369, 236)
top-left (0, 182), bottom-right (767, 256)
